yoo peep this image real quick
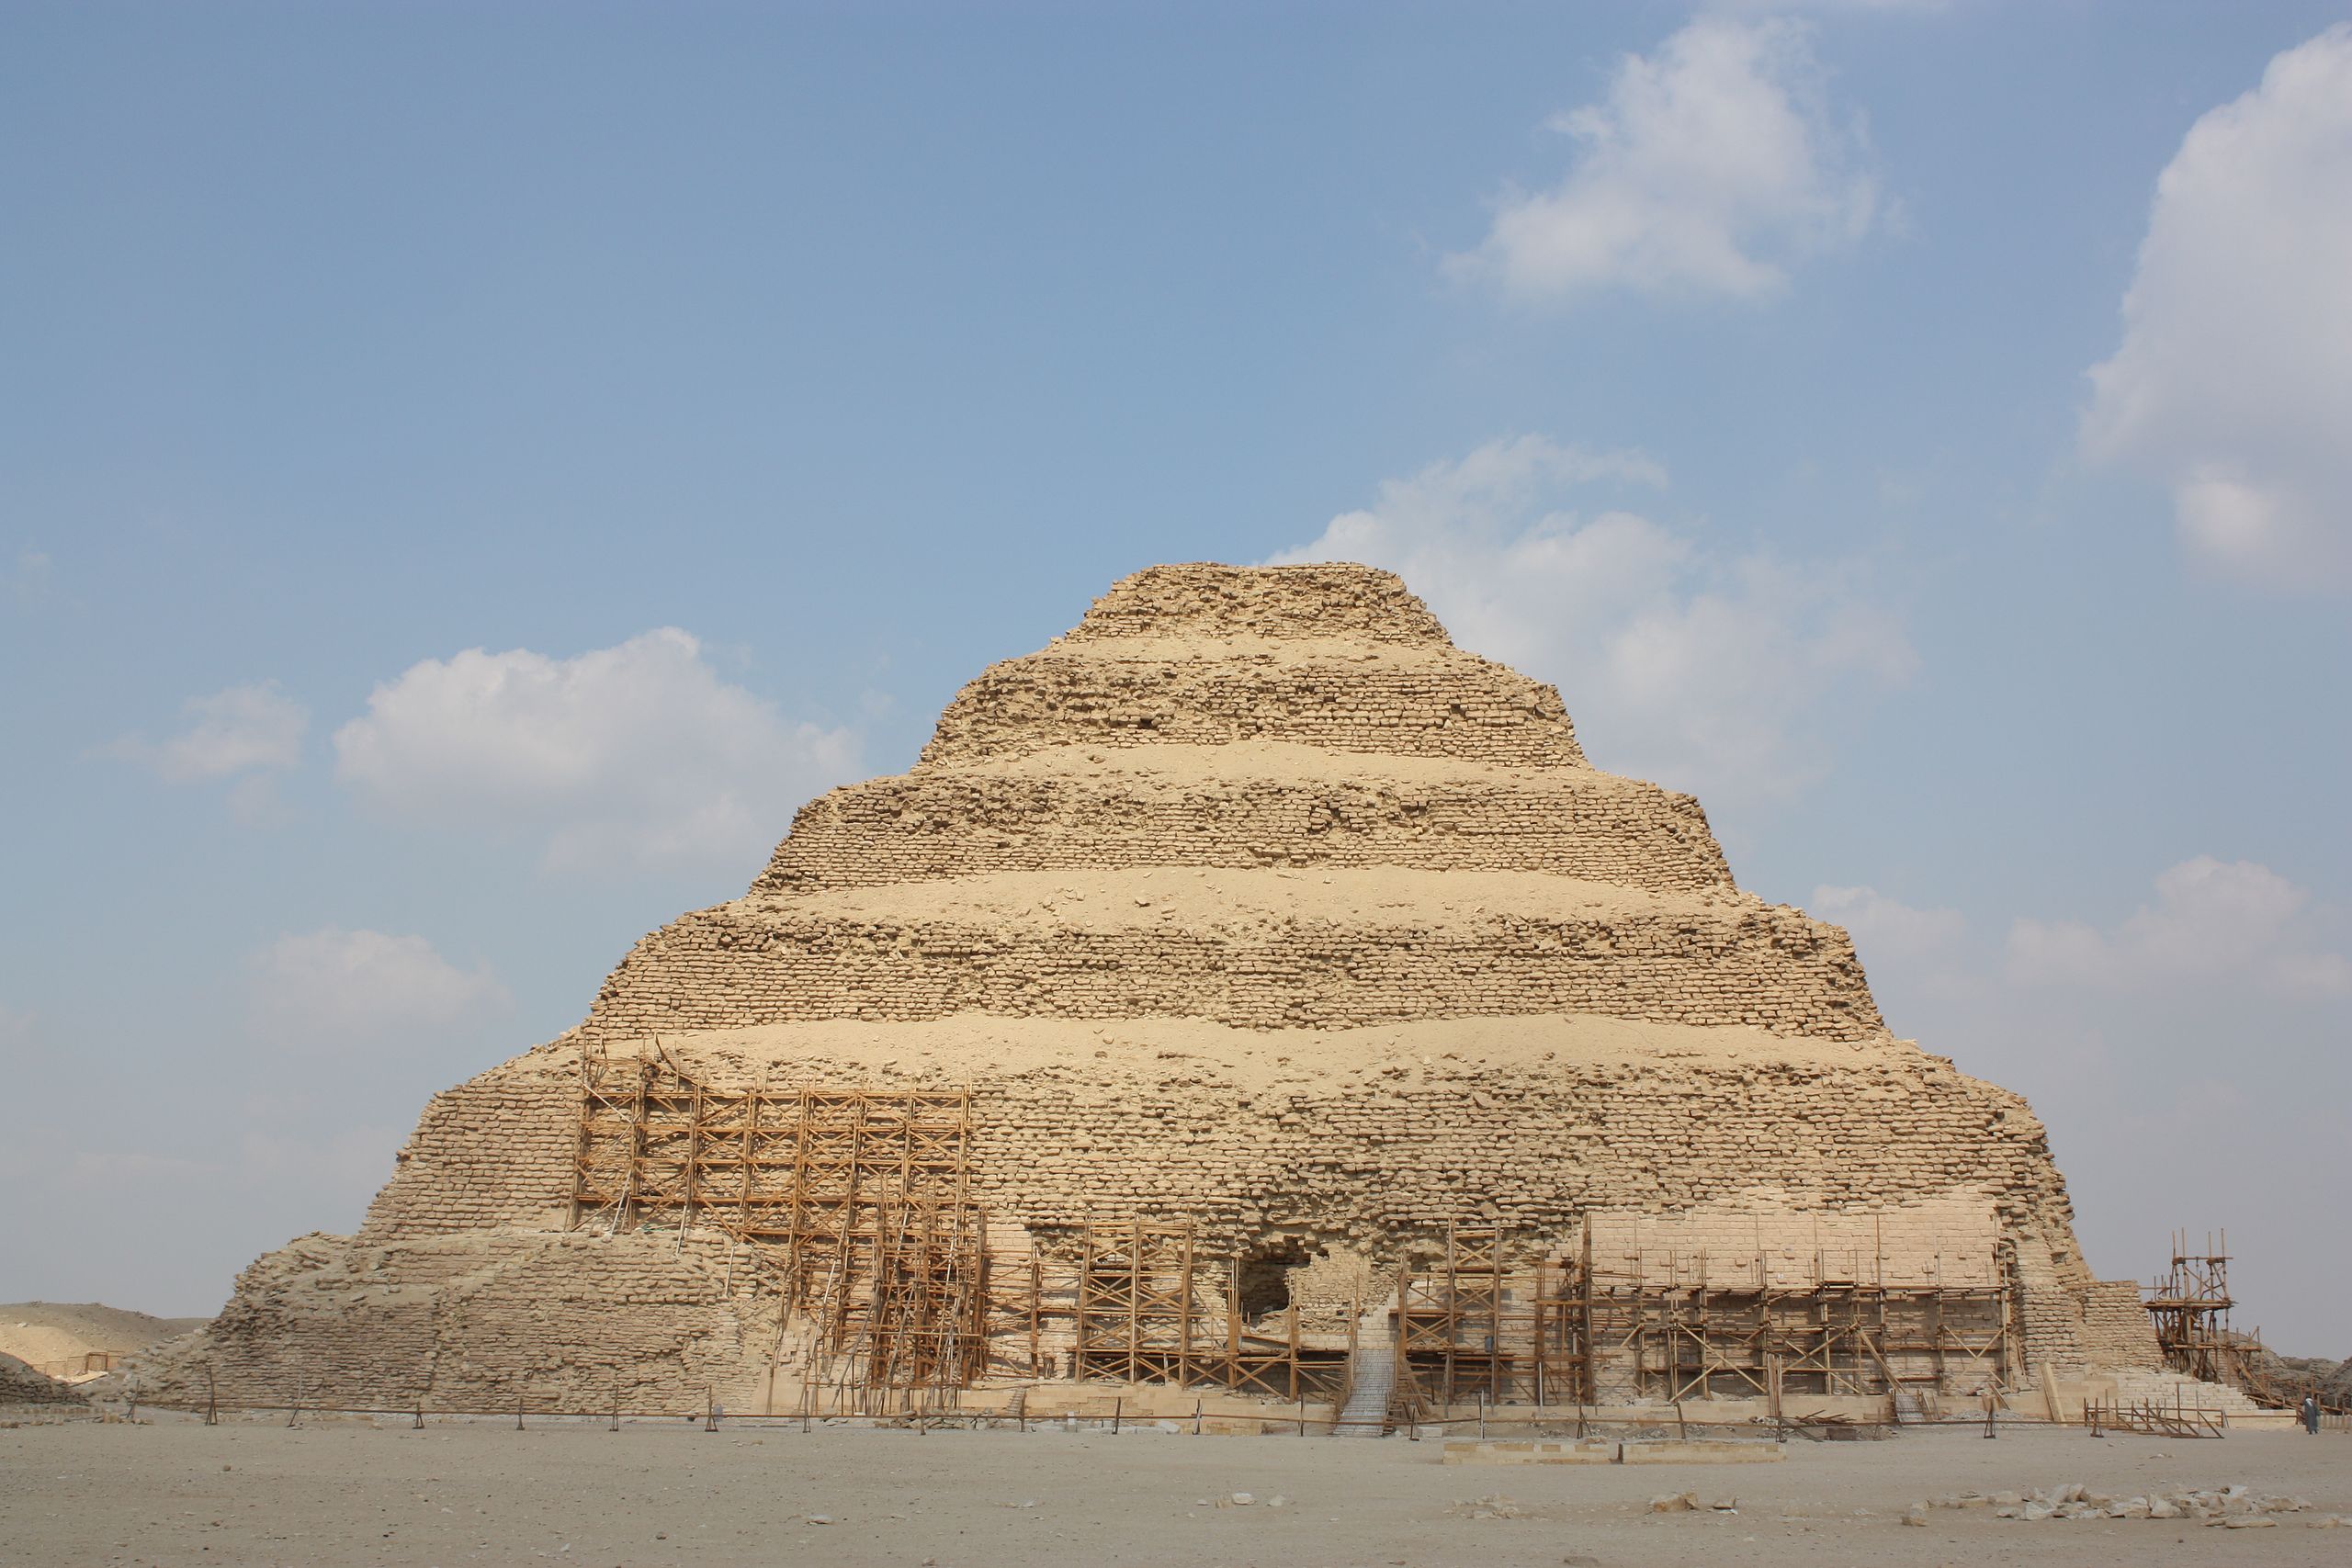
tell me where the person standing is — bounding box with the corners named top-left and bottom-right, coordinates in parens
top-left (2301, 1393), bottom-right (2321, 1434)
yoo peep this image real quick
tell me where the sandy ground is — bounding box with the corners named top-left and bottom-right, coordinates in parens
top-left (2, 1416), bottom-right (2345, 1567)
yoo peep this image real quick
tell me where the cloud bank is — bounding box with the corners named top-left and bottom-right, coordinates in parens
top-left (1448, 17), bottom-right (1880, 304)
top-left (1270, 435), bottom-right (1914, 802)
top-left (1810, 883), bottom-right (1965, 965)
top-left (2007, 855), bottom-right (2352, 1000)
top-left (245, 926), bottom-right (511, 1049)
top-left (5, 548), bottom-right (53, 612)
top-left (333, 628), bottom-right (863, 874)
top-left (1823, 857), bottom-right (2352, 1010)
top-left (2082, 24), bottom-right (2352, 589)
top-left (99, 681), bottom-right (309, 783)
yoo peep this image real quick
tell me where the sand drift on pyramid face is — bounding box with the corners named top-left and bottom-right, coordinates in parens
top-left (130, 563), bottom-right (2168, 1427)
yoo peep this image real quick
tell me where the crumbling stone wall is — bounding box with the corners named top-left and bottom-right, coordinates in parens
top-left (360, 1029), bottom-right (2054, 1254)
top-left (359, 1055), bottom-right (578, 1238)
top-left (2075, 1279), bottom-right (2165, 1370)
top-left (133, 1231), bottom-right (775, 1415)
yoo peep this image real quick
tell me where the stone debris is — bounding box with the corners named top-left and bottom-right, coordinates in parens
top-left (1980, 1483), bottom-right (2318, 1523)
top-left (1452, 1494), bottom-right (1528, 1520)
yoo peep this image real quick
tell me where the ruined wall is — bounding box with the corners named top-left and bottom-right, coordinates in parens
top-left (133, 1231), bottom-right (777, 1415)
top-left (361, 1021), bottom-right (2077, 1295)
top-left (359, 1051), bottom-right (580, 1240)
top-left (960, 1052), bottom-right (2032, 1246)
top-left (1584, 1198), bottom-right (2002, 1291)
top-left (2013, 1230), bottom-right (2102, 1376)
top-left (2075, 1279), bottom-right (2166, 1370)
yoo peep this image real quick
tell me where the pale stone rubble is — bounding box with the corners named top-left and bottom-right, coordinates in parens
top-left (1953, 1483), bottom-right (2335, 1527)
top-left (135, 562), bottom-right (2170, 1414)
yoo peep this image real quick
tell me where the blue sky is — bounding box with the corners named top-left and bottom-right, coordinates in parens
top-left (5, 2), bottom-right (2347, 1351)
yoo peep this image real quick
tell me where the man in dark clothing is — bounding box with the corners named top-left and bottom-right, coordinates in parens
top-left (2301, 1393), bottom-right (2321, 1434)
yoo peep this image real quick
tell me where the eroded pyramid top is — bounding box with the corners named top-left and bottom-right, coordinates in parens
top-left (1063, 563), bottom-right (1453, 647)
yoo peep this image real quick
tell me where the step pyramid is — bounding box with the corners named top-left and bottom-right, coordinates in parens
top-left (142, 564), bottom-right (2143, 1416)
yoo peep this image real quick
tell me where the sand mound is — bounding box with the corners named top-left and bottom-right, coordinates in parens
top-left (0, 1302), bottom-right (210, 1382)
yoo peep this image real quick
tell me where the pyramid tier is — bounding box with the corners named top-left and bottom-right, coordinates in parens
top-left (585, 867), bottom-right (1883, 1041)
top-left (362, 1014), bottom-right (2064, 1258)
top-left (755, 743), bottom-right (1732, 895)
top-left (1059, 561), bottom-right (1454, 647)
top-left (153, 1008), bottom-right (2092, 1416)
top-left (916, 640), bottom-right (1589, 768)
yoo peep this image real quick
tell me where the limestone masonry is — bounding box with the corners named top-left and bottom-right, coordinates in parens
top-left (141, 564), bottom-right (2163, 1421)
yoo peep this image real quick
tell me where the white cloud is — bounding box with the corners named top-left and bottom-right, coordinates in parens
top-left (1718, 0), bottom-right (1948, 11)
top-left (1447, 17), bottom-right (1880, 304)
top-left (100, 680), bottom-right (308, 783)
top-left (245, 926), bottom-right (510, 1048)
top-left (333, 627), bottom-right (864, 874)
top-left (0, 1002), bottom-right (31, 1058)
top-left (2008, 856), bottom-right (2352, 999)
top-left (1811, 884), bottom-right (1965, 962)
top-left (2081, 24), bottom-right (2352, 589)
top-left (1269, 435), bottom-right (1914, 800)
top-left (5, 548), bottom-right (52, 611)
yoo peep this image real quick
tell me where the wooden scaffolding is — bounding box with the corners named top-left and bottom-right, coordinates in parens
top-left (825, 1201), bottom-right (990, 1397)
top-left (1023, 1220), bottom-right (1348, 1402)
top-left (569, 1046), bottom-right (985, 1405)
top-left (571, 1057), bottom-right (2019, 1413)
top-left (1397, 1225), bottom-right (1517, 1404)
top-left (2143, 1230), bottom-right (2289, 1408)
top-left (1582, 1279), bottom-right (2009, 1405)
top-left (1388, 1221), bottom-right (2014, 1410)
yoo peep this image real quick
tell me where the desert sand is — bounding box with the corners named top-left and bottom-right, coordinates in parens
top-left (1, 1417), bottom-right (2345, 1567)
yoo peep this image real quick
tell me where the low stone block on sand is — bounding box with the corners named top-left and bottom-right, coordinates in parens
top-left (1620, 1439), bottom-right (1784, 1464)
top-left (1442, 1439), bottom-right (1620, 1465)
